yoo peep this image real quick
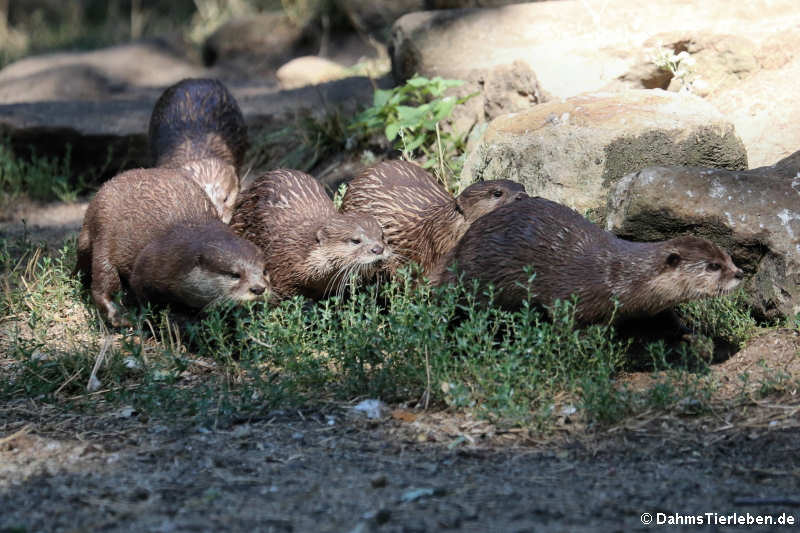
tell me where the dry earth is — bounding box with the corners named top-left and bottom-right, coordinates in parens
top-left (1, 204), bottom-right (799, 532)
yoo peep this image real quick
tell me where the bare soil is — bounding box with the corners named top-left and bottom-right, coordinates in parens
top-left (1, 203), bottom-right (799, 533)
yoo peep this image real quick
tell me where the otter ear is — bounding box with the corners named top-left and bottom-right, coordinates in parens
top-left (666, 252), bottom-right (681, 268)
top-left (315, 228), bottom-right (325, 244)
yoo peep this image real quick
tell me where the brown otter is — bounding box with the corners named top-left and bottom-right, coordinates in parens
top-left (179, 157), bottom-right (238, 223)
top-left (148, 78), bottom-right (248, 172)
top-left (76, 168), bottom-right (267, 326)
top-left (340, 160), bottom-right (527, 276)
top-left (131, 220), bottom-right (268, 310)
top-left (431, 196), bottom-right (744, 323)
top-left (230, 169), bottom-right (391, 299)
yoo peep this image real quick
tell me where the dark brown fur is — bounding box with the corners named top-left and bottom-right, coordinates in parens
top-left (148, 78), bottom-right (248, 172)
top-left (431, 197), bottom-right (744, 323)
top-left (76, 168), bottom-right (244, 326)
top-left (230, 169), bottom-right (391, 299)
top-left (131, 220), bottom-right (269, 310)
top-left (340, 160), bottom-right (526, 275)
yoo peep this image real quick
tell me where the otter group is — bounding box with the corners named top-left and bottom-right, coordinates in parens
top-left (77, 77), bottom-right (743, 329)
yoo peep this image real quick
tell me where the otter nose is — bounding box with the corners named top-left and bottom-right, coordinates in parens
top-left (371, 245), bottom-right (385, 255)
top-left (734, 269), bottom-right (744, 280)
top-left (250, 285), bottom-right (266, 295)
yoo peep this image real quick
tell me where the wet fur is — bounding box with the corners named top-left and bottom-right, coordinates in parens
top-left (432, 196), bottom-right (743, 323)
top-left (76, 168), bottom-right (221, 325)
top-left (230, 169), bottom-right (390, 299)
top-left (149, 78), bottom-right (248, 171)
top-left (341, 160), bottom-right (526, 275)
top-left (131, 220), bottom-right (269, 310)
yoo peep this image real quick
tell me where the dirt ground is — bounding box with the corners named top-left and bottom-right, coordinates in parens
top-left (2, 204), bottom-right (800, 533)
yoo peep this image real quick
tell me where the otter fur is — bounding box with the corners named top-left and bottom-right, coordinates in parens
top-left (230, 169), bottom-right (391, 299)
top-left (431, 196), bottom-right (744, 323)
top-left (76, 168), bottom-right (266, 326)
top-left (148, 78), bottom-right (248, 172)
top-left (340, 160), bottom-right (526, 276)
top-left (131, 220), bottom-right (268, 310)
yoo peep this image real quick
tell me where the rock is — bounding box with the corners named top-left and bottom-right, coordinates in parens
top-left (336, 0), bottom-right (425, 37)
top-left (613, 33), bottom-right (760, 97)
top-left (446, 60), bottom-right (547, 137)
top-left (606, 156), bottom-right (800, 320)
top-left (0, 40), bottom-right (204, 99)
top-left (336, 0), bottom-right (523, 37)
top-left (202, 12), bottom-right (312, 78)
top-left (709, 55), bottom-right (800, 168)
top-left (0, 64), bottom-right (121, 103)
top-left (460, 90), bottom-right (747, 214)
top-left (0, 76), bottom-right (390, 185)
top-left (390, 0), bottom-right (800, 99)
top-left (277, 56), bottom-right (351, 90)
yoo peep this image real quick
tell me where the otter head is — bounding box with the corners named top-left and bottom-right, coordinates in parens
top-left (311, 213), bottom-right (391, 275)
top-left (455, 180), bottom-right (527, 224)
top-left (187, 231), bottom-right (270, 308)
top-left (649, 236), bottom-right (744, 305)
top-left (181, 158), bottom-right (239, 223)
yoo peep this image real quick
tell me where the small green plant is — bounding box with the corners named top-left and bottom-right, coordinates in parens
top-left (0, 141), bottom-right (85, 206)
top-left (246, 109), bottom-right (354, 173)
top-left (677, 288), bottom-right (758, 348)
top-left (349, 75), bottom-right (474, 189)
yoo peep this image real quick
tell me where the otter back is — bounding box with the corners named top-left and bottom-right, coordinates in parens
top-left (149, 78), bottom-right (248, 171)
top-left (341, 160), bottom-right (526, 276)
top-left (76, 167), bottom-right (219, 325)
top-left (433, 196), bottom-right (743, 323)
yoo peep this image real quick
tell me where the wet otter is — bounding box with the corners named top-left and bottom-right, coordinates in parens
top-left (179, 157), bottom-right (238, 223)
top-left (131, 220), bottom-right (268, 310)
top-left (76, 168), bottom-right (267, 326)
top-left (340, 160), bottom-right (526, 276)
top-left (230, 169), bottom-right (391, 299)
top-left (148, 78), bottom-right (248, 172)
top-left (431, 196), bottom-right (744, 323)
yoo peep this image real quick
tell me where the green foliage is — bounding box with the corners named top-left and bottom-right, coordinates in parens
top-left (246, 109), bottom-right (354, 173)
top-left (349, 75), bottom-right (474, 188)
top-left (1, 243), bottom-right (778, 431)
top-left (677, 288), bottom-right (758, 348)
top-left (0, 141), bottom-right (85, 206)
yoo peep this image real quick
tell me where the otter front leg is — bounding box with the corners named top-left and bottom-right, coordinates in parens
top-left (90, 249), bottom-right (131, 327)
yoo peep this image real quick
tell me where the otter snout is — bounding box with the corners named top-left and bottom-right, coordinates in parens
top-left (250, 285), bottom-right (266, 295)
top-left (371, 245), bottom-right (385, 255)
top-left (734, 268), bottom-right (744, 280)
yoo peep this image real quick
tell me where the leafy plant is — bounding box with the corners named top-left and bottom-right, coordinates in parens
top-left (349, 75), bottom-right (474, 188)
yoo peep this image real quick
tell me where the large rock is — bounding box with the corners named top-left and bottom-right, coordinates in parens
top-left (606, 155), bottom-right (800, 321)
top-left (0, 40), bottom-right (204, 102)
top-left (202, 12), bottom-right (313, 79)
top-left (460, 90), bottom-right (747, 214)
top-left (390, 0), bottom-right (800, 99)
top-left (613, 33), bottom-right (760, 96)
top-left (709, 55), bottom-right (800, 168)
top-left (0, 76), bottom-right (391, 185)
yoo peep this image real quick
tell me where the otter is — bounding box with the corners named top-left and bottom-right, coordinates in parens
top-left (179, 157), bottom-right (238, 223)
top-left (131, 220), bottom-right (268, 310)
top-left (340, 160), bottom-right (527, 276)
top-left (230, 169), bottom-right (391, 299)
top-left (148, 78), bottom-right (248, 172)
top-left (76, 168), bottom-right (268, 326)
top-left (430, 196), bottom-right (744, 323)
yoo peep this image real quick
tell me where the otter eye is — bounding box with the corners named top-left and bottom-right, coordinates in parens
top-left (492, 190), bottom-right (503, 198)
top-left (707, 263), bottom-right (722, 272)
top-left (351, 238), bottom-right (362, 245)
top-left (226, 271), bottom-right (241, 279)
